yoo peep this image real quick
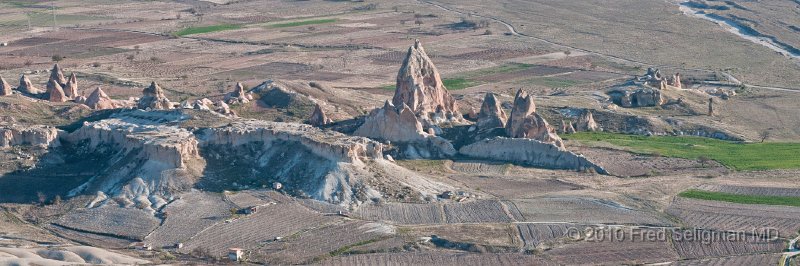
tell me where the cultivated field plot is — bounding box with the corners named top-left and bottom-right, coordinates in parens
top-left (693, 184), bottom-right (800, 198)
top-left (180, 202), bottom-right (338, 257)
top-left (353, 203), bottom-right (445, 225)
top-left (52, 206), bottom-right (159, 240)
top-left (667, 197), bottom-right (800, 237)
top-left (669, 253), bottom-right (782, 266)
top-left (316, 252), bottom-right (555, 266)
top-left (255, 220), bottom-right (394, 264)
top-left (447, 175), bottom-right (583, 199)
top-left (45, 224), bottom-right (134, 249)
top-left (145, 192), bottom-right (233, 248)
top-left (297, 198), bottom-right (348, 214)
top-left (516, 223), bottom-right (578, 249)
top-left (544, 229), bottom-right (679, 265)
top-left (443, 200), bottom-right (513, 224)
top-left (507, 197), bottom-right (670, 225)
top-left (671, 229), bottom-right (786, 259)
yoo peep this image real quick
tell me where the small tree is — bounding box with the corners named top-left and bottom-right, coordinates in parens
top-left (759, 130), bottom-right (771, 143)
top-left (697, 156), bottom-right (712, 168)
top-left (51, 54), bottom-right (64, 62)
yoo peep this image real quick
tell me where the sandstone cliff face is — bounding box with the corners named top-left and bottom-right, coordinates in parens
top-left (46, 79), bottom-right (67, 103)
top-left (309, 103), bottom-right (333, 127)
top-left (18, 74), bottom-right (41, 95)
top-left (0, 124), bottom-right (62, 148)
top-left (64, 73), bottom-right (78, 99)
top-left (137, 82), bottom-right (173, 110)
top-left (85, 87), bottom-right (116, 110)
top-left (476, 92), bottom-right (507, 129)
top-left (67, 117), bottom-right (200, 169)
top-left (50, 64), bottom-right (67, 86)
top-left (392, 40), bottom-right (460, 121)
top-left (0, 76), bottom-right (12, 96)
top-left (505, 89), bottom-right (564, 148)
top-left (459, 137), bottom-right (607, 174)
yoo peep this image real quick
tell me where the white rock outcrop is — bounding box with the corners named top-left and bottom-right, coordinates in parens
top-left (505, 89), bottom-right (564, 148)
top-left (224, 82), bottom-right (251, 104)
top-left (0, 124), bottom-right (62, 148)
top-left (18, 74), bottom-right (41, 95)
top-left (459, 137), bottom-right (607, 174)
top-left (476, 92), bottom-right (507, 129)
top-left (354, 101), bottom-right (456, 158)
top-left (85, 87), bottom-right (116, 110)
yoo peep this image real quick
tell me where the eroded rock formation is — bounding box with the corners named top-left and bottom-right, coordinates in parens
top-left (0, 124), bottom-right (62, 148)
top-left (309, 103), bottom-right (333, 126)
top-left (18, 74), bottom-right (41, 95)
top-left (505, 89), bottom-right (564, 148)
top-left (46, 79), bottom-right (67, 103)
top-left (85, 87), bottom-right (116, 110)
top-left (0, 76), bottom-right (12, 96)
top-left (392, 40), bottom-right (460, 122)
top-left (575, 110), bottom-right (599, 132)
top-left (64, 73), bottom-right (78, 99)
top-left (476, 92), bottom-right (507, 129)
top-left (137, 82), bottom-right (173, 110)
top-left (671, 73), bottom-right (682, 89)
top-left (224, 82), bottom-right (251, 104)
top-left (354, 101), bottom-right (456, 158)
top-left (459, 137), bottom-right (607, 174)
top-left (561, 120), bottom-right (576, 134)
top-left (50, 64), bottom-right (67, 86)
top-left (608, 87), bottom-right (664, 108)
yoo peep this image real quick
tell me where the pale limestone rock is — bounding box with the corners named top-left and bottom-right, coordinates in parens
top-left (309, 103), bottom-right (333, 127)
top-left (476, 92), bottom-right (507, 129)
top-left (505, 89), bottom-right (564, 148)
top-left (459, 137), bottom-right (607, 174)
top-left (214, 100), bottom-right (235, 116)
top-left (50, 64), bottom-right (67, 86)
top-left (224, 82), bottom-right (250, 104)
top-left (18, 74), bottom-right (41, 95)
top-left (355, 101), bottom-right (425, 142)
top-left (46, 79), bottom-right (67, 102)
top-left (0, 124), bottom-right (62, 148)
top-left (0, 76), bottom-right (12, 96)
top-left (671, 73), bottom-right (682, 89)
top-left (561, 120), bottom-right (576, 134)
top-left (575, 110), bottom-right (599, 132)
top-left (64, 73), bottom-right (78, 99)
top-left (85, 87), bottom-right (116, 110)
top-left (137, 82), bottom-right (173, 110)
top-left (392, 40), bottom-right (460, 121)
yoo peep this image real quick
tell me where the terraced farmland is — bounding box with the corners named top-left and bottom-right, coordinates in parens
top-left (516, 223), bottom-right (577, 249)
top-left (145, 192), bottom-right (233, 248)
top-left (255, 220), bottom-right (394, 264)
top-left (508, 197), bottom-right (670, 225)
top-left (180, 202), bottom-right (338, 257)
top-left (353, 203), bottom-right (445, 225)
top-left (670, 253), bottom-right (782, 265)
top-left (317, 252), bottom-right (555, 266)
top-left (53, 206), bottom-right (160, 240)
top-left (667, 197), bottom-right (800, 236)
top-left (671, 228), bottom-right (786, 259)
top-left (443, 200), bottom-right (513, 224)
top-left (694, 184), bottom-right (800, 198)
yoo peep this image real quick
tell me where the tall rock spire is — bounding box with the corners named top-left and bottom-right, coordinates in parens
top-left (392, 40), bottom-right (460, 120)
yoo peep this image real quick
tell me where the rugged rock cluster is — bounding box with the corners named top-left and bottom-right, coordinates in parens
top-left (476, 92), bottom-right (507, 129)
top-left (0, 124), bottom-right (61, 148)
top-left (392, 40), bottom-right (461, 125)
top-left (354, 101), bottom-right (456, 158)
top-left (224, 82), bottom-right (252, 104)
top-left (309, 103), bottom-right (333, 126)
top-left (137, 82), bottom-right (173, 110)
top-left (505, 89), bottom-right (564, 148)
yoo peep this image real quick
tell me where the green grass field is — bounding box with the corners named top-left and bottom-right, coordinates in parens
top-left (269, 18), bottom-right (337, 28)
top-left (174, 24), bottom-right (241, 36)
top-left (443, 78), bottom-right (479, 90)
top-left (679, 189), bottom-right (800, 207)
top-left (567, 132), bottom-right (800, 170)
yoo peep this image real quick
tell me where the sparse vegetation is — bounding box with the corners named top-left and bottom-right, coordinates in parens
top-left (269, 18), bottom-right (337, 28)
